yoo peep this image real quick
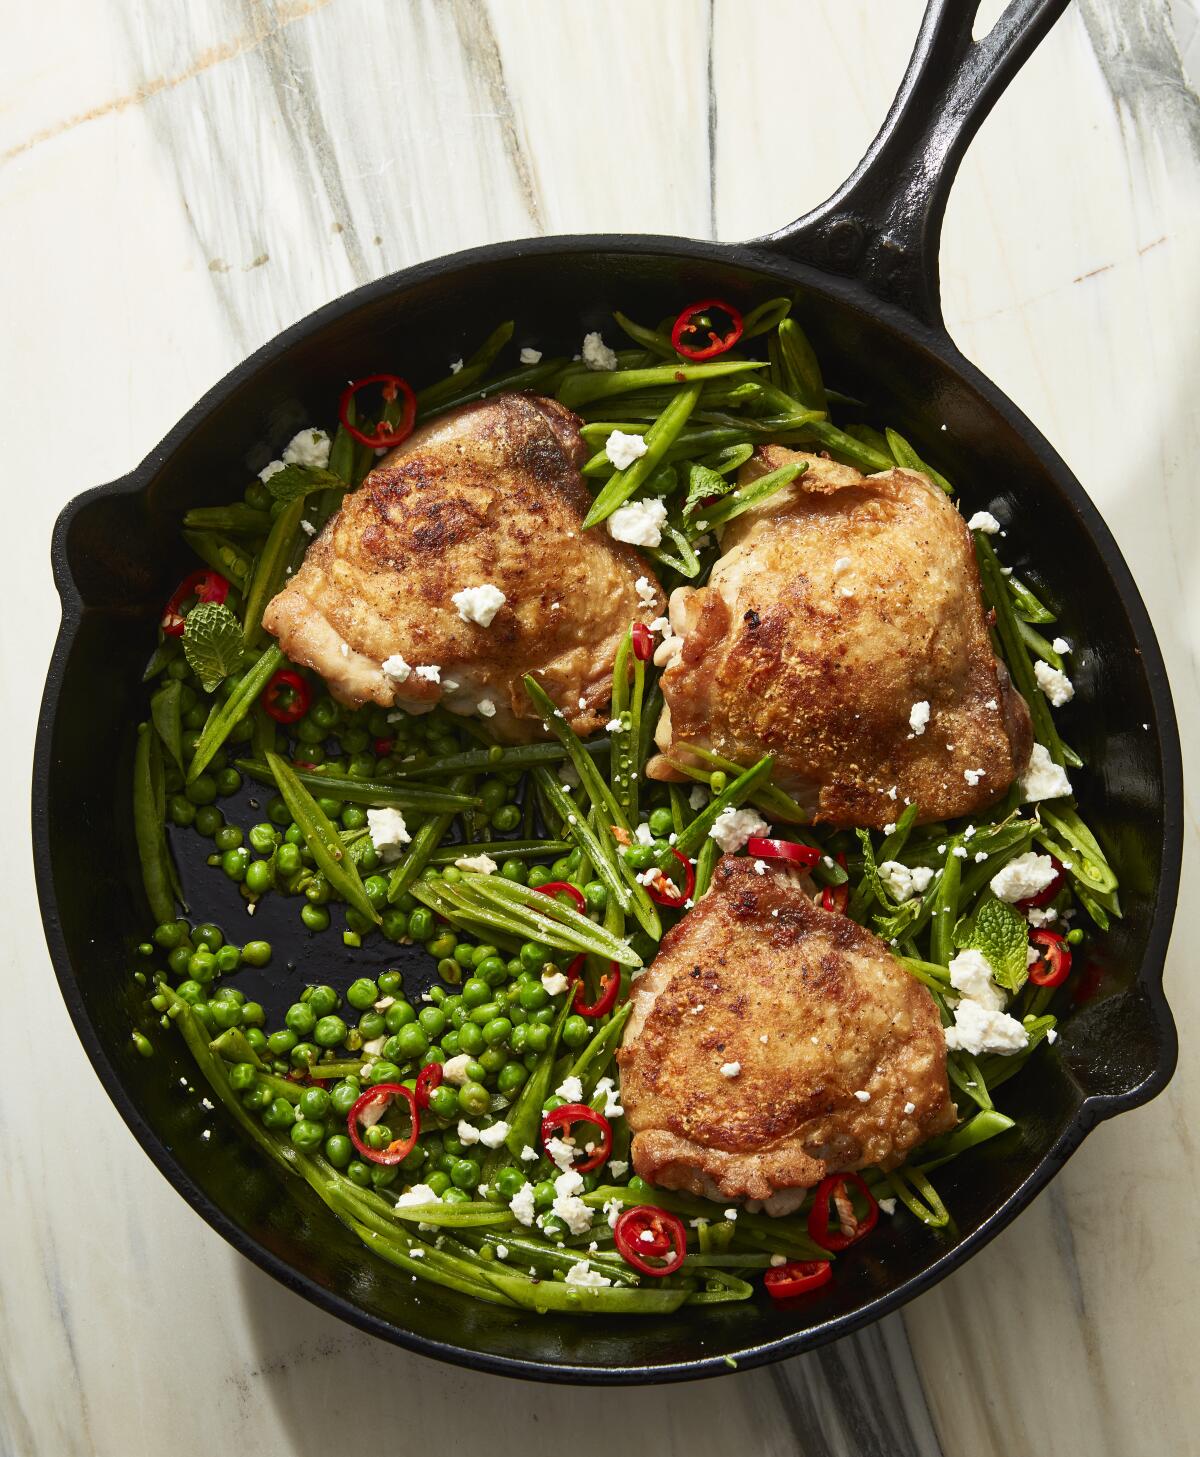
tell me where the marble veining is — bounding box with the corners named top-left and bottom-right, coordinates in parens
top-left (3, 2), bottom-right (1199, 1454)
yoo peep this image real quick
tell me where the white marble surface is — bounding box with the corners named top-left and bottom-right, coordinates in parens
top-left (3, 2), bottom-right (1199, 1453)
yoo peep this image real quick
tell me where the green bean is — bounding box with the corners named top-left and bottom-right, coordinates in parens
top-left (688, 462), bottom-right (805, 535)
top-left (685, 1269), bottom-right (756, 1305)
top-left (692, 837), bottom-right (720, 900)
top-left (150, 679), bottom-right (184, 772)
top-left (181, 504), bottom-right (272, 535)
top-left (976, 535), bottom-right (1067, 765)
top-left (915, 1109), bottom-right (1015, 1173)
top-left (581, 384), bottom-right (701, 528)
top-left (505, 998), bottom-right (573, 1156)
top-left (416, 321), bottom-right (515, 413)
top-left (843, 423), bottom-right (895, 460)
top-left (611, 310), bottom-right (676, 358)
top-left (209, 1027), bottom-right (264, 1066)
top-left (426, 839), bottom-right (571, 864)
top-left (416, 358), bottom-right (570, 422)
top-left (1007, 573), bottom-right (1057, 624)
top-left (182, 531), bottom-right (253, 592)
top-left (388, 740), bottom-right (608, 780)
top-left (187, 646), bottom-right (283, 781)
top-left (386, 775), bottom-right (473, 903)
top-left (236, 758), bottom-right (479, 811)
top-left (133, 723), bottom-right (178, 926)
top-left (948, 1049), bottom-right (994, 1111)
top-left (741, 297), bottom-right (792, 339)
top-left (266, 752), bottom-right (379, 923)
top-left (799, 418), bottom-right (895, 473)
top-left (673, 755), bottom-right (775, 858)
top-left (884, 427), bottom-right (954, 494)
top-left (898, 956), bottom-right (953, 993)
top-left (1016, 616), bottom-right (1064, 669)
top-left (648, 525), bottom-right (702, 578)
top-left (666, 743), bottom-right (808, 826)
top-left (569, 1003), bottom-right (633, 1095)
top-left (390, 1201), bottom-right (513, 1228)
top-left (1037, 805), bottom-right (1119, 895)
top-left (885, 1165), bottom-right (950, 1227)
top-left (350, 1221), bottom-right (517, 1306)
top-left (523, 676), bottom-right (627, 830)
top-left (562, 360), bottom-right (765, 412)
top-left (776, 318), bottom-right (827, 412)
top-left (849, 804), bottom-right (921, 920)
top-left (464, 1231), bottom-right (636, 1286)
top-left (241, 498), bottom-right (305, 649)
top-left (929, 841), bottom-right (961, 966)
top-left (457, 869), bottom-right (642, 965)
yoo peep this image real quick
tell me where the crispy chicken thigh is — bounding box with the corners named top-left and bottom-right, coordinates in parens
top-left (616, 856), bottom-right (956, 1209)
top-left (648, 447), bottom-right (1032, 826)
top-left (263, 394), bottom-right (663, 742)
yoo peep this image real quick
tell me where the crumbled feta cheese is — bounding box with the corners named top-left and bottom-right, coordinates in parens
top-left (948, 949), bottom-right (1006, 1011)
top-left (509, 1184), bottom-right (536, 1226)
top-left (367, 806), bottom-right (411, 862)
top-left (966, 510), bottom-right (1000, 534)
top-left (964, 767), bottom-right (985, 786)
top-left (1034, 659), bottom-right (1075, 707)
top-left (1021, 742), bottom-right (1072, 802)
top-left (903, 1101), bottom-right (916, 1115)
top-left (877, 1198), bottom-right (898, 1215)
top-left (258, 458), bottom-right (286, 482)
top-left (455, 853), bottom-right (497, 874)
top-left (1027, 906), bottom-right (1059, 927)
top-left (723, 1209), bottom-right (738, 1221)
top-left (478, 1120), bottom-right (509, 1149)
top-left (381, 654), bottom-right (411, 682)
top-left (555, 1075), bottom-right (584, 1104)
top-left (720, 1061), bottom-right (742, 1079)
top-left (541, 970), bottom-right (568, 996)
top-left (395, 1183), bottom-right (442, 1208)
top-left (552, 1170), bottom-right (594, 1233)
top-left (1052, 637), bottom-right (1070, 655)
top-left (282, 428), bottom-right (332, 470)
top-left (605, 717), bottom-right (622, 733)
top-left (477, 698), bottom-right (496, 718)
top-left (648, 615), bottom-right (671, 635)
top-left (564, 1260), bottom-right (611, 1287)
top-left (634, 822), bottom-right (655, 846)
top-left (441, 1055), bottom-right (472, 1086)
top-left (689, 784), bottom-right (709, 810)
top-left (449, 358), bottom-right (464, 373)
top-left (985, 698), bottom-right (998, 710)
top-left (635, 575), bottom-right (657, 610)
top-left (990, 851), bottom-right (1057, 904)
top-left (495, 1243), bottom-right (509, 1260)
top-left (709, 806), bottom-right (770, 853)
top-left (608, 1159), bottom-right (629, 1178)
top-left (414, 664), bottom-right (441, 683)
top-left (299, 518), bottom-right (317, 537)
top-left (909, 700), bottom-right (931, 735)
top-left (594, 1076), bottom-right (623, 1117)
top-left (605, 429), bottom-right (648, 470)
top-left (452, 583), bottom-right (506, 627)
top-left (457, 1119), bottom-right (481, 1145)
top-left (879, 861), bottom-right (935, 903)
top-left (853, 1089), bottom-right (871, 1103)
top-left (753, 859), bottom-right (768, 876)
top-left (607, 497), bottom-right (668, 548)
top-left (1047, 1028), bottom-right (1058, 1044)
top-left (520, 1144), bottom-right (539, 1162)
top-left (944, 1001), bottom-right (1029, 1055)
top-left (519, 346), bottom-right (542, 364)
top-left (546, 1136), bottom-right (577, 1171)
top-left (581, 331), bottom-right (618, 370)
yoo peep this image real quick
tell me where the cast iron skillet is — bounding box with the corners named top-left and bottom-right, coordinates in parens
top-left (34, 0), bottom-right (1181, 1383)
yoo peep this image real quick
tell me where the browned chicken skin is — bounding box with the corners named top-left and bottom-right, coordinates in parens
top-left (648, 447), bottom-right (1032, 826)
top-left (263, 394), bottom-right (663, 742)
top-left (616, 856), bottom-right (956, 1210)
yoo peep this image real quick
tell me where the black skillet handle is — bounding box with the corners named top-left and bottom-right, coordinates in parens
top-left (756, 0), bottom-right (1070, 330)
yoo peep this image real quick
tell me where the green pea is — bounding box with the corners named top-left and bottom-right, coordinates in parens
top-left (428, 1084), bottom-right (460, 1119)
top-left (427, 931), bottom-right (457, 960)
top-left (381, 909), bottom-right (409, 942)
top-left (378, 970), bottom-right (403, 996)
top-left (561, 1015), bottom-right (590, 1049)
top-left (526, 866), bottom-right (550, 889)
top-left (344, 977), bottom-right (377, 1011)
top-left (267, 796), bottom-right (291, 826)
top-left (1067, 928), bottom-right (1084, 946)
top-left (520, 941), bottom-right (550, 971)
top-left (363, 875), bottom-right (388, 912)
top-left (330, 1079), bottom-right (361, 1116)
top-left (356, 1011), bottom-right (384, 1040)
top-left (494, 1167), bottom-right (527, 1199)
top-left (491, 804), bottom-right (521, 833)
top-left (299, 1086), bottom-right (331, 1120)
top-left (583, 881), bottom-right (608, 913)
top-left (304, 875), bottom-right (332, 906)
top-left (648, 807), bottom-right (675, 838)
top-left (301, 904), bottom-right (330, 932)
top-left (393, 1024), bottom-right (428, 1060)
top-left (290, 1042), bottom-right (318, 1070)
top-left (192, 924), bottom-right (224, 951)
top-left (469, 1001), bottom-right (502, 1026)
top-left (241, 1001), bottom-right (265, 1027)
top-left (346, 1160), bottom-right (371, 1188)
top-left (212, 984), bottom-right (245, 1005)
top-left (550, 855), bottom-right (574, 880)
top-left (497, 1060), bottom-right (528, 1096)
top-left (247, 823), bottom-right (278, 855)
top-left (461, 977), bottom-right (490, 1009)
top-left (482, 1016), bottom-right (512, 1047)
top-left (478, 779), bottom-right (508, 814)
top-left (443, 1132), bottom-right (465, 1158)
top-left (244, 1027), bottom-right (268, 1052)
top-left (530, 1006), bottom-right (556, 1027)
top-left (478, 1046), bottom-right (506, 1074)
top-left (324, 1133), bottom-right (352, 1168)
top-left (457, 1081), bottom-right (489, 1116)
top-left (306, 985), bottom-right (339, 1017)
top-left (441, 1186), bottom-right (470, 1205)
top-left (288, 1118), bottom-right (324, 1152)
top-left (314, 1015), bottom-right (348, 1049)
top-left (188, 949), bottom-right (217, 984)
top-left (418, 1006), bottom-right (447, 1038)
top-left (437, 957), bottom-right (461, 984)
top-left (341, 805), bottom-right (368, 831)
top-left (477, 956), bottom-right (508, 988)
top-left (210, 999), bottom-right (242, 1030)
top-left (263, 1097), bottom-right (295, 1130)
top-left (228, 1061), bottom-right (257, 1091)
top-left (518, 981), bottom-right (549, 1012)
top-left (244, 860), bottom-right (273, 895)
top-left (168, 795), bottom-right (197, 828)
top-left (368, 1060), bottom-right (401, 1085)
top-left (423, 1170), bottom-right (450, 1197)
top-left (509, 1024), bottom-right (530, 1056)
top-left (267, 1028), bottom-right (298, 1056)
top-left (215, 767), bottom-right (242, 797)
top-left (440, 1030), bottom-right (461, 1058)
top-left (457, 1021), bottom-right (485, 1057)
top-left (385, 1002), bottom-right (416, 1032)
top-left (221, 847), bottom-right (250, 882)
top-left (623, 844), bottom-right (654, 871)
top-left (285, 1002), bottom-right (317, 1036)
top-left (406, 908), bottom-right (432, 942)
top-left (185, 774), bottom-right (218, 806)
top-left (174, 979), bottom-right (203, 1005)
top-left (284, 823), bottom-right (304, 846)
top-left (194, 805), bottom-right (224, 837)
top-left (533, 1180), bottom-right (556, 1211)
top-left (241, 940), bottom-right (272, 968)
top-left (449, 1157), bottom-right (480, 1192)
top-left (500, 859), bottom-right (528, 883)
top-left (276, 843), bottom-right (302, 877)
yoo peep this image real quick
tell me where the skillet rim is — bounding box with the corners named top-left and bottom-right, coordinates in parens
top-left (33, 230), bottom-right (1183, 1383)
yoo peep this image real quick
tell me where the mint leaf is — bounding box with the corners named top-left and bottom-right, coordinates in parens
top-left (262, 463), bottom-right (345, 504)
top-left (955, 893), bottom-right (1029, 993)
top-left (183, 602), bottom-right (245, 693)
top-left (683, 461), bottom-right (734, 516)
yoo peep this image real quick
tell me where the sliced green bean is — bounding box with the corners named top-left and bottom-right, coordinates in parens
top-left (560, 360), bottom-right (765, 411)
top-left (182, 531), bottom-right (253, 592)
top-left (150, 679), bottom-right (184, 772)
top-left (688, 462), bottom-right (805, 535)
top-left (674, 755), bottom-right (775, 858)
top-left (187, 646), bottom-right (283, 782)
top-left (582, 384), bottom-right (701, 528)
top-left (133, 723), bottom-right (178, 925)
top-left (885, 427), bottom-right (953, 494)
top-left (241, 497), bottom-right (305, 649)
top-left (776, 317), bottom-right (827, 412)
top-left (182, 504), bottom-right (272, 535)
top-left (236, 758), bottom-right (478, 811)
top-left (266, 752), bottom-right (379, 923)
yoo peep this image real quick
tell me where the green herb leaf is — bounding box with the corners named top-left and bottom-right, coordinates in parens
top-left (261, 463), bottom-right (345, 504)
top-left (183, 602), bottom-right (245, 693)
top-left (683, 461), bottom-right (733, 515)
top-left (955, 893), bottom-right (1029, 993)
